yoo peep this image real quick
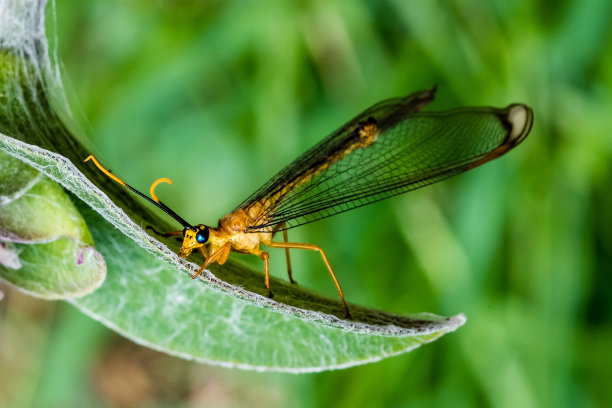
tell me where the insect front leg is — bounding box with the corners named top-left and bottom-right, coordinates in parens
top-left (198, 245), bottom-right (209, 260)
top-left (192, 243), bottom-right (231, 279)
top-left (146, 226), bottom-right (183, 239)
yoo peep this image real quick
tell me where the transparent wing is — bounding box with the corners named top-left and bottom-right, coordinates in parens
top-left (236, 88), bottom-right (533, 232)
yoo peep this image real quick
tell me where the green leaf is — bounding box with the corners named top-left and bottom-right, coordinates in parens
top-left (0, 151), bottom-right (93, 244)
top-left (71, 199), bottom-right (465, 371)
top-left (0, 135), bottom-right (465, 371)
top-left (0, 149), bottom-right (105, 299)
top-left (0, 0), bottom-right (466, 371)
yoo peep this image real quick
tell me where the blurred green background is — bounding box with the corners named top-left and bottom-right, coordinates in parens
top-left (2, 0), bottom-right (612, 406)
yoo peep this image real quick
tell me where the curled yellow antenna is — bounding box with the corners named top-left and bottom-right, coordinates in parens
top-left (149, 178), bottom-right (173, 204)
top-left (84, 155), bottom-right (126, 186)
top-left (85, 155), bottom-right (193, 228)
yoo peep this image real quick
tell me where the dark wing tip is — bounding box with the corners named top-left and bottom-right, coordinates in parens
top-left (414, 86), bottom-right (437, 109)
top-left (501, 103), bottom-right (534, 147)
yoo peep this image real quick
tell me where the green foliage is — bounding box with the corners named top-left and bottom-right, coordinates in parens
top-left (0, 149), bottom-right (105, 298)
top-left (2, 0), bottom-right (612, 406)
top-left (0, 0), bottom-right (464, 372)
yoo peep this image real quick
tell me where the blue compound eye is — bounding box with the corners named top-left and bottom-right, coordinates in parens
top-left (195, 227), bottom-right (209, 243)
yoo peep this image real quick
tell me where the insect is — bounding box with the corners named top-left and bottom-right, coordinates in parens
top-left (85, 87), bottom-right (533, 319)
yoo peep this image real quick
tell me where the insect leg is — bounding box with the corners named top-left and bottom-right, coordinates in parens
top-left (257, 251), bottom-right (273, 298)
top-left (266, 241), bottom-right (351, 319)
top-left (192, 243), bottom-right (230, 279)
top-left (146, 226), bottom-right (183, 238)
top-left (198, 245), bottom-right (209, 259)
top-left (280, 224), bottom-right (296, 284)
